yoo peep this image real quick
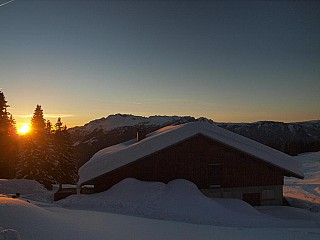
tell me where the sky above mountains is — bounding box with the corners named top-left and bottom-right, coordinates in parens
top-left (1, 0), bottom-right (319, 128)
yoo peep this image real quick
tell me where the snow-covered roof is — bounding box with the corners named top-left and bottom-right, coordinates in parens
top-left (78, 122), bottom-right (304, 185)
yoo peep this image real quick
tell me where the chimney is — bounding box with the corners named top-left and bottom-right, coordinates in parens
top-left (137, 129), bottom-right (147, 142)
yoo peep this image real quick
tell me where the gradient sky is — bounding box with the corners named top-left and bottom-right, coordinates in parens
top-left (1, 0), bottom-right (319, 129)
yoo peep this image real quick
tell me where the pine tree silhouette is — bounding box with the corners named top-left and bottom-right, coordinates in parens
top-left (17, 105), bottom-right (58, 189)
top-left (53, 117), bottom-right (77, 186)
top-left (0, 91), bottom-right (17, 178)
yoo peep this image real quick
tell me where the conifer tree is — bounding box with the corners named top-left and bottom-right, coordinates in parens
top-left (46, 120), bottom-right (52, 134)
top-left (0, 91), bottom-right (17, 178)
top-left (0, 91), bottom-right (10, 131)
top-left (31, 105), bottom-right (46, 134)
top-left (17, 105), bottom-right (58, 189)
top-left (8, 115), bottom-right (17, 136)
top-left (53, 118), bottom-right (77, 186)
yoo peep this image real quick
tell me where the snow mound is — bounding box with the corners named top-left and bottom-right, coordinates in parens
top-left (0, 198), bottom-right (53, 237)
top-left (0, 197), bottom-right (83, 240)
top-left (59, 178), bottom-right (316, 227)
top-left (0, 227), bottom-right (21, 240)
top-left (0, 179), bottom-right (53, 203)
top-left (0, 197), bottom-right (48, 217)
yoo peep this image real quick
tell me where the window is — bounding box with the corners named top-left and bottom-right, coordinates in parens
top-left (208, 163), bottom-right (222, 187)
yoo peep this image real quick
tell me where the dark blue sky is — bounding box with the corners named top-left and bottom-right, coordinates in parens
top-left (1, 0), bottom-right (319, 128)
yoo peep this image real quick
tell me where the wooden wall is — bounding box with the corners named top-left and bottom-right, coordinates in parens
top-left (88, 134), bottom-right (286, 193)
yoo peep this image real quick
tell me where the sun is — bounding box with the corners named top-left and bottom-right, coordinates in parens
top-left (17, 124), bottom-right (31, 135)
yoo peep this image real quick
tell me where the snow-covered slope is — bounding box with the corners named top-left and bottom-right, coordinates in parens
top-left (70, 114), bottom-right (320, 143)
top-left (220, 120), bottom-right (320, 155)
top-left (285, 151), bottom-right (320, 210)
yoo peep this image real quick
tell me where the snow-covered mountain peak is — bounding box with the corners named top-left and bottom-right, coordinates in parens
top-left (69, 114), bottom-right (213, 135)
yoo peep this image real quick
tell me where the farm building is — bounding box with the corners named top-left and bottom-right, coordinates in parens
top-left (77, 122), bottom-right (304, 206)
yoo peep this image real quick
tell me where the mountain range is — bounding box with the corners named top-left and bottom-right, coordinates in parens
top-left (69, 114), bottom-right (320, 167)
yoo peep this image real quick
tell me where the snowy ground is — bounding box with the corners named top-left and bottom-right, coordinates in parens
top-left (1, 197), bottom-right (320, 240)
top-left (285, 151), bottom-right (320, 210)
top-left (0, 151), bottom-right (319, 239)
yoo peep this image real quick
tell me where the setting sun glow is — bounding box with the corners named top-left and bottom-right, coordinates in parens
top-left (17, 124), bottom-right (31, 135)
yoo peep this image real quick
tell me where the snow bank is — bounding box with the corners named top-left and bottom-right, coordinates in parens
top-left (285, 151), bottom-right (320, 211)
top-left (0, 179), bottom-right (53, 203)
top-left (59, 178), bottom-right (317, 228)
top-left (0, 197), bottom-right (83, 239)
top-left (0, 198), bottom-right (54, 238)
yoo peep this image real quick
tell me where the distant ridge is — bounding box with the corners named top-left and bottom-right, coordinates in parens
top-left (69, 114), bottom-right (320, 167)
top-left (69, 113), bottom-right (214, 136)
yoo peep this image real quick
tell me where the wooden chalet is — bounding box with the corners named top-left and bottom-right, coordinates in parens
top-left (78, 122), bottom-right (303, 206)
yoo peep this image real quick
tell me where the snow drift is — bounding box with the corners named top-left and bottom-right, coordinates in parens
top-left (59, 178), bottom-right (317, 228)
top-left (0, 179), bottom-right (53, 203)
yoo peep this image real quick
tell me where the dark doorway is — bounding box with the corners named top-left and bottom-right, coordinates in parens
top-left (242, 193), bottom-right (261, 206)
top-left (208, 164), bottom-right (222, 187)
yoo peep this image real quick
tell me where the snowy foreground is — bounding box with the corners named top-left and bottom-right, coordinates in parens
top-left (285, 151), bottom-right (320, 210)
top-left (0, 152), bottom-right (320, 240)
